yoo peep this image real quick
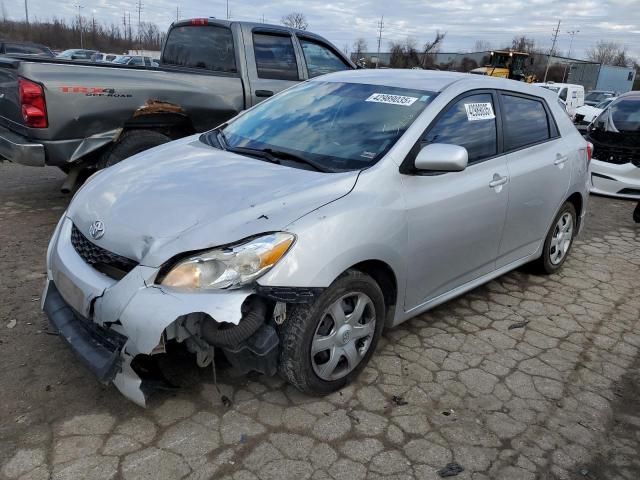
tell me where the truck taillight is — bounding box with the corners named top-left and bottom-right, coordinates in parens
top-left (586, 142), bottom-right (593, 165)
top-left (19, 77), bottom-right (48, 128)
top-left (190, 18), bottom-right (208, 25)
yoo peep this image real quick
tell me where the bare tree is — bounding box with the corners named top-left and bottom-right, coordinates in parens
top-left (473, 40), bottom-right (491, 52)
top-left (586, 41), bottom-right (631, 66)
top-left (281, 12), bottom-right (308, 30)
top-left (511, 35), bottom-right (536, 53)
top-left (388, 38), bottom-right (420, 69)
top-left (421, 31), bottom-right (446, 68)
top-left (353, 37), bottom-right (368, 57)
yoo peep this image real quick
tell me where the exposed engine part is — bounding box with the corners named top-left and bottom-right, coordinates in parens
top-left (200, 295), bottom-right (267, 347)
top-left (222, 324), bottom-right (280, 376)
top-left (272, 301), bottom-right (286, 325)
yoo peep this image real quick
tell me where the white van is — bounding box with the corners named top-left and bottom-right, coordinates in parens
top-left (537, 82), bottom-right (585, 117)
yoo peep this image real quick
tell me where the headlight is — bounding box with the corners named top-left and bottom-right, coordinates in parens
top-left (160, 232), bottom-right (295, 290)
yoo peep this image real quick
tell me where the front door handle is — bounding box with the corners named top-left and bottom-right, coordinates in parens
top-left (255, 90), bottom-right (274, 98)
top-left (489, 174), bottom-right (508, 188)
top-left (554, 154), bottom-right (569, 166)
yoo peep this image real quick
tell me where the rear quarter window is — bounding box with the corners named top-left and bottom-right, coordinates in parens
top-left (163, 25), bottom-right (236, 73)
top-left (501, 94), bottom-right (553, 151)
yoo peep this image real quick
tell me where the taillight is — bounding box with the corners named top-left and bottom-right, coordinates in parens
top-left (586, 142), bottom-right (593, 165)
top-left (190, 18), bottom-right (208, 25)
top-left (19, 77), bottom-right (48, 128)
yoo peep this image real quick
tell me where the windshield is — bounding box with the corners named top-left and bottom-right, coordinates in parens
top-left (586, 92), bottom-right (613, 103)
top-left (114, 56), bottom-right (132, 64)
top-left (610, 97), bottom-right (640, 132)
top-left (595, 98), bottom-right (614, 109)
top-left (57, 50), bottom-right (76, 58)
top-left (220, 81), bottom-right (434, 171)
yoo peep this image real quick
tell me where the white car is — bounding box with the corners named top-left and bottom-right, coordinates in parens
top-left (574, 97), bottom-right (616, 130)
top-left (588, 91), bottom-right (640, 199)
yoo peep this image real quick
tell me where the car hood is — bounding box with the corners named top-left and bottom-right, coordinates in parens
top-left (67, 135), bottom-right (359, 267)
top-left (576, 105), bottom-right (601, 117)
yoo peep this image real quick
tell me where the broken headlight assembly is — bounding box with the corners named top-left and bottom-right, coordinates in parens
top-left (159, 232), bottom-right (295, 290)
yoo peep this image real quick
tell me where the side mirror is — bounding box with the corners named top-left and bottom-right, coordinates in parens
top-left (414, 143), bottom-right (468, 172)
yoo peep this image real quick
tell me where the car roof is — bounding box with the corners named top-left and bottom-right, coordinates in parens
top-left (311, 69), bottom-right (561, 100)
top-left (619, 90), bottom-right (640, 99)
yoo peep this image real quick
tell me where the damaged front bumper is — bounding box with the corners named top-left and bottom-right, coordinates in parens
top-left (42, 217), bottom-right (264, 406)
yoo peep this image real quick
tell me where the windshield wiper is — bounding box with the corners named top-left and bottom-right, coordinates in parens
top-left (225, 145), bottom-right (282, 165)
top-left (260, 148), bottom-right (330, 172)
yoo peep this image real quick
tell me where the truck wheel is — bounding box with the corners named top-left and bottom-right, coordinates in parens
top-left (278, 270), bottom-right (385, 395)
top-left (98, 129), bottom-right (170, 169)
top-left (533, 202), bottom-right (577, 274)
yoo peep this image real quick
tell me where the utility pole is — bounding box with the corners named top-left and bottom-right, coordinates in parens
top-left (543, 19), bottom-right (561, 83)
top-left (375, 16), bottom-right (384, 69)
top-left (261, 14), bottom-right (265, 23)
top-left (24, 0), bottom-right (29, 26)
top-left (226, 0), bottom-right (229, 19)
top-left (75, 3), bottom-right (84, 49)
top-left (175, 6), bottom-right (179, 21)
top-left (136, 0), bottom-right (143, 48)
top-left (562, 29), bottom-right (579, 82)
top-left (128, 12), bottom-right (132, 48)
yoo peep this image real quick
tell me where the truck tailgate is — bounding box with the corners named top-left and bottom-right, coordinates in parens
top-left (0, 57), bottom-right (25, 127)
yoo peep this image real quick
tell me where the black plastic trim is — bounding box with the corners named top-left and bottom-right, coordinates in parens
top-left (43, 282), bottom-right (126, 383)
top-left (591, 172), bottom-right (616, 181)
top-left (256, 285), bottom-right (324, 303)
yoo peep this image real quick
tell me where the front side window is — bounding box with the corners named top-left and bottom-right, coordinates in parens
top-left (559, 88), bottom-right (568, 101)
top-left (163, 25), bottom-right (236, 73)
top-left (253, 33), bottom-right (298, 80)
top-left (610, 97), bottom-right (640, 132)
top-left (219, 81), bottom-right (434, 171)
top-left (423, 93), bottom-right (497, 163)
top-left (300, 39), bottom-right (350, 78)
top-left (502, 94), bottom-right (551, 150)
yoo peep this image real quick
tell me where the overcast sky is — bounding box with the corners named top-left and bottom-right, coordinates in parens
top-left (2, 0), bottom-right (639, 58)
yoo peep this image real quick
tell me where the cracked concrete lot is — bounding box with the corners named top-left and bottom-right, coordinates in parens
top-left (1, 162), bottom-right (640, 480)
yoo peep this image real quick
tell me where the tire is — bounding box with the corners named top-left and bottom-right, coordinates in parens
top-left (97, 129), bottom-right (170, 169)
top-left (278, 270), bottom-right (385, 395)
top-left (533, 202), bottom-right (577, 274)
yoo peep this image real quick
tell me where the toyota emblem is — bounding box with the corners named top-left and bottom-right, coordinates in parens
top-left (89, 220), bottom-right (105, 240)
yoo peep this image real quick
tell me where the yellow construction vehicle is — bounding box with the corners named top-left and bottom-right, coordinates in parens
top-left (470, 50), bottom-right (537, 83)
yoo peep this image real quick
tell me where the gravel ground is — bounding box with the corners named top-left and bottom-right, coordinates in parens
top-left (1, 162), bottom-right (639, 480)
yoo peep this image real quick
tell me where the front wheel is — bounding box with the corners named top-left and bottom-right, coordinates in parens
top-left (533, 202), bottom-right (577, 274)
top-left (278, 270), bottom-right (385, 395)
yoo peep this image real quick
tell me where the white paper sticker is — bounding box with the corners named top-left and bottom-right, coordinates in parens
top-left (366, 93), bottom-right (418, 106)
top-left (464, 102), bottom-right (495, 121)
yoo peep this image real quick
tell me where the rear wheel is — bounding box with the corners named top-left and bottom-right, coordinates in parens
top-left (278, 270), bottom-right (385, 395)
top-left (97, 129), bottom-right (170, 169)
top-left (533, 202), bottom-right (576, 274)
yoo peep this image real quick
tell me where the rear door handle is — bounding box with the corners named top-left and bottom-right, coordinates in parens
top-left (554, 154), bottom-right (569, 165)
top-left (255, 90), bottom-right (274, 98)
top-left (489, 174), bottom-right (508, 188)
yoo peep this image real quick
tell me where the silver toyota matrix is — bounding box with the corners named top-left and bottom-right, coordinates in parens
top-left (43, 70), bottom-right (591, 405)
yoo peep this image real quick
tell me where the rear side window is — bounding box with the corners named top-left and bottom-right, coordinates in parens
top-left (5, 43), bottom-right (47, 55)
top-left (299, 39), bottom-right (350, 78)
top-left (423, 93), bottom-right (497, 163)
top-left (502, 95), bottom-right (550, 150)
top-left (253, 33), bottom-right (298, 81)
top-left (163, 25), bottom-right (236, 73)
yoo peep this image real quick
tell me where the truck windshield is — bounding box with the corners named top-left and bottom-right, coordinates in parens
top-left (219, 81), bottom-right (434, 172)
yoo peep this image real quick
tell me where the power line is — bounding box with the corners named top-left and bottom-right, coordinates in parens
top-left (375, 15), bottom-right (384, 68)
top-left (543, 19), bottom-right (561, 83)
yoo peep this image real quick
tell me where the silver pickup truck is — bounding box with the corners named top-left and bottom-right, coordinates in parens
top-left (0, 19), bottom-right (354, 188)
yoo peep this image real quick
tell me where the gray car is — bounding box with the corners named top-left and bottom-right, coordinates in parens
top-left (43, 70), bottom-right (591, 405)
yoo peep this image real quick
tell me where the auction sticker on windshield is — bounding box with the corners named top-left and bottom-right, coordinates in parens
top-left (366, 93), bottom-right (419, 106)
top-left (464, 102), bottom-right (495, 121)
